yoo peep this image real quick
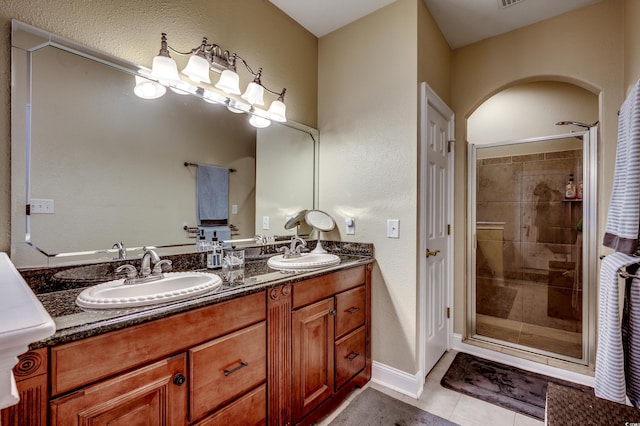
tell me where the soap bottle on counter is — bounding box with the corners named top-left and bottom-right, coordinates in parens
top-left (565, 173), bottom-right (576, 199)
top-left (197, 229), bottom-right (207, 252)
top-left (207, 232), bottom-right (222, 269)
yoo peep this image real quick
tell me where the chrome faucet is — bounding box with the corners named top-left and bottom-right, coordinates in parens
top-left (279, 236), bottom-right (307, 259)
top-left (139, 248), bottom-right (161, 278)
top-left (112, 241), bottom-right (126, 260)
top-left (116, 248), bottom-right (172, 285)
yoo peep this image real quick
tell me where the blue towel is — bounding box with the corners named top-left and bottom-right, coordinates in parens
top-left (197, 164), bottom-right (229, 225)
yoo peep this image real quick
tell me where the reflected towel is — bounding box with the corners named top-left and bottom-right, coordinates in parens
top-left (197, 165), bottom-right (229, 225)
top-left (623, 266), bottom-right (640, 407)
top-left (603, 79), bottom-right (640, 254)
top-left (595, 252), bottom-right (640, 403)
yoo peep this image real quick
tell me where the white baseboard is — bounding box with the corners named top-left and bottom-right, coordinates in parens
top-left (371, 360), bottom-right (424, 399)
top-left (452, 333), bottom-right (595, 387)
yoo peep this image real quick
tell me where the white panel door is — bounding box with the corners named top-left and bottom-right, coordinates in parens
top-left (424, 102), bottom-right (450, 374)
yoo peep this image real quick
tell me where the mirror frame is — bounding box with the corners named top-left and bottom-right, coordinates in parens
top-left (10, 20), bottom-right (319, 266)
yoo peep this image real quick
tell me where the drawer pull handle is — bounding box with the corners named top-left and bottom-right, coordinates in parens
top-left (173, 373), bottom-right (186, 386)
top-left (329, 309), bottom-right (337, 316)
top-left (347, 352), bottom-right (360, 361)
top-left (224, 361), bottom-right (249, 376)
top-left (346, 307), bottom-right (360, 314)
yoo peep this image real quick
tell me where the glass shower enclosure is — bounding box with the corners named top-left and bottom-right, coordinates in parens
top-left (467, 129), bottom-right (597, 364)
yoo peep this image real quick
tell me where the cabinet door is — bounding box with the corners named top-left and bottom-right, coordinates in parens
top-left (50, 354), bottom-right (187, 425)
top-left (292, 298), bottom-right (335, 422)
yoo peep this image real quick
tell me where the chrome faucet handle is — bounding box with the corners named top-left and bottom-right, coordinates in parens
top-left (116, 264), bottom-right (138, 283)
top-left (152, 259), bottom-right (172, 276)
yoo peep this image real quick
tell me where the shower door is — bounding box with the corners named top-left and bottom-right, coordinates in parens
top-left (468, 130), bottom-right (597, 364)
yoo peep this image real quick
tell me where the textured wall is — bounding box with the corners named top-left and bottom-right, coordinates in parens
top-left (451, 0), bottom-right (625, 335)
top-left (319, 0), bottom-right (420, 374)
top-left (0, 0), bottom-right (318, 253)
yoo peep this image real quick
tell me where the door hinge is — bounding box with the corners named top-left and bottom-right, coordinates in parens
top-left (26, 204), bottom-right (31, 216)
top-left (447, 224), bottom-right (451, 235)
top-left (446, 307), bottom-right (450, 319)
top-left (447, 140), bottom-right (455, 153)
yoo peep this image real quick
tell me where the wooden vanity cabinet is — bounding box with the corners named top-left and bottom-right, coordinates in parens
top-left (2, 263), bottom-right (372, 426)
top-left (288, 265), bottom-right (372, 425)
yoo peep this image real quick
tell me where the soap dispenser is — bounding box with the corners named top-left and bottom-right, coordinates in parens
top-left (207, 232), bottom-right (222, 269)
top-left (197, 229), bottom-right (207, 252)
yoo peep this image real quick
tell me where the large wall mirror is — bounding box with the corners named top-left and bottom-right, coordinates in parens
top-left (10, 21), bottom-right (318, 267)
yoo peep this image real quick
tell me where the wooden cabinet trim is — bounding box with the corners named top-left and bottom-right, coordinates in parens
top-left (51, 291), bottom-right (266, 396)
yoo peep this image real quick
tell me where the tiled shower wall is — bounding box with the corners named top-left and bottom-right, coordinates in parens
top-left (476, 149), bottom-right (583, 279)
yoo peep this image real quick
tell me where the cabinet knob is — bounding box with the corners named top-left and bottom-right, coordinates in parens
top-left (329, 309), bottom-right (337, 316)
top-left (173, 373), bottom-right (186, 386)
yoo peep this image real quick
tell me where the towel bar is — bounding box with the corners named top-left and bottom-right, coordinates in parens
top-left (184, 161), bottom-right (236, 172)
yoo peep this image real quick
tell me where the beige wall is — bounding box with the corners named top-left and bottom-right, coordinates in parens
top-left (418, 0), bottom-right (452, 106)
top-left (468, 81), bottom-right (598, 143)
top-left (625, 0), bottom-right (640, 93)
top-left (0, 0), bottom-right (318, 253)
top-left (318, 0), bottom-right (450, 375)
top-left (319, 0), bottom-right (419, 373)
top-left (451, 0), bottom-right (625, 335)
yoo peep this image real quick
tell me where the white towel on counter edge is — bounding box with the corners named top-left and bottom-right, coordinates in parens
top-left (595, 252), bottom-right (640, 403)
top-left (603, 78), bottom-right (640, 254)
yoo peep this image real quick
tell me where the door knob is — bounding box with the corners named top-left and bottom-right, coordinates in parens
top-left (425, 249), bottom-right (440, 258)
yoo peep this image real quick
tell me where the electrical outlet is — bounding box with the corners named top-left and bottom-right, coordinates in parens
top-left (262, 215), bottom-right (270, 230)
top-left (345, 217), bottom-right (355, 235)
top-left (30, 198), bottom-right (54, 214)
top-left (231, 204), bottom-right (238, 215)
top-left (387, 219), bottom-right (399, 238)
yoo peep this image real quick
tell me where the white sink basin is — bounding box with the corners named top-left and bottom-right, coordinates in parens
top-left (267, 253), bottom-right (340, 272)
top-left (76, 272), bottom-right (223, 309)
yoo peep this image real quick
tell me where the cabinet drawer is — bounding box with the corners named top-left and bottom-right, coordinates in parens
top-left (190, 322), bottom-right (267, 421)
top-left (51, 291), bottom-right (265, 396)
top-left (293, 266), bottom-right (365, 309)
top-left (194, 384), bottom-right (266, 426)
top-left (335, 326), bottom-right (366, 390)
top-left (335, 285), bottom-right (365, 338)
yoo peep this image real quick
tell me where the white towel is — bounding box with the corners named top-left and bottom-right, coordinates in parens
top-left (603, 79), bottom-right (640, 254)
top-left (595, 252), bottom-right (640, 403)
top-left (623, 268), bottom-right (640, 407)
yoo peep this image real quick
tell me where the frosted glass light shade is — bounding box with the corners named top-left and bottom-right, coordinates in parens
top-left (182, 54), bottom-right (211, 84)
top-left (249, 114), bottom-right (271, 128)
top-left (134, 76), bottom-right (166, 99)
top-left (241, 82), bottom-right (265, 105)
top-left (267, 100), bottom-right (287, 122)
top-left (215, 70), bottom-right (241, 95)
top-left (151, 55), bottom-right (180, 83)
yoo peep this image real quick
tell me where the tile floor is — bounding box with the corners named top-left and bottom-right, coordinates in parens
top-left (317, 350), bottom-right (543, 426)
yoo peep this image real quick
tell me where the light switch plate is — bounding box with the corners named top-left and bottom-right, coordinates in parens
top-left (262, 216), bottom-right (270, 230)
top-left (387, 219), bottom-right (399, 238)
top-left (30, 198), bottom-right (54, 214)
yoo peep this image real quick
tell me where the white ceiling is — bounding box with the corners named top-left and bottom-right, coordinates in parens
top-left (269, 0), bottom-right (601, 49)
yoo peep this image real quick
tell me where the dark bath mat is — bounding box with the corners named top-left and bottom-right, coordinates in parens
top-left (440, 352), bottom-right (593, 420)
top-left (329, 387), bottom-right (457, 426)
top-left (476, 284), bottom-right (517, 318)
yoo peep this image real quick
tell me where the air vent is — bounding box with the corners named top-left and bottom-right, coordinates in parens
top-left (498, 0), bottom-right (526, 8)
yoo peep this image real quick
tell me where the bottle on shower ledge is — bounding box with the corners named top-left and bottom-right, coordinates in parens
top-left (565, 173), bottom-right (576, 199)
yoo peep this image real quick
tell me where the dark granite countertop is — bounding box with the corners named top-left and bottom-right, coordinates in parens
top-left (24, 241), bottom-right (374, 349)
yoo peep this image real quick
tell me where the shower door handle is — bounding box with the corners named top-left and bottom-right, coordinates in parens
top-left (425, 249), bottom-right (440, 258)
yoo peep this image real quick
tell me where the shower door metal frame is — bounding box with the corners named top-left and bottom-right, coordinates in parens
top-left (467, 128), bottom-right (597, 365)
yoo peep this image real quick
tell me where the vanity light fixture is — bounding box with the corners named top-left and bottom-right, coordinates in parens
top-left (134, 32), bottom-right (288, 127)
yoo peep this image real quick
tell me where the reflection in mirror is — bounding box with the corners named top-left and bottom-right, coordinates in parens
top-left (10, 21), bottom-right (317, 267)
